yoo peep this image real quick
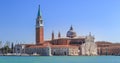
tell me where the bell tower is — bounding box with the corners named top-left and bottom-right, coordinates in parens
top-left (36, 5), bottom-right (44, 44)
top-left (52, 31), bottom-right (54, 40)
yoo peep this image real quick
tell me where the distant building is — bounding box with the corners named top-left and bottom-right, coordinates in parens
top-left (96, 41), bottom-right (120, 55)
top-left (14, 5), bottom-right (97, 56)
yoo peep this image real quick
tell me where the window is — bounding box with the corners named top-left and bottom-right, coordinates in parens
top-left (41, 20), bottom-right (43, 24)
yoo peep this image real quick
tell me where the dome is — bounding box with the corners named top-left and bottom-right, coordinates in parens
top-left (66, 26), bottom-right (76, 38)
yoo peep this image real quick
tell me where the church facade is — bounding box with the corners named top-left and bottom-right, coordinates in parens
top-left (14, 5), bottom-right (97, 56)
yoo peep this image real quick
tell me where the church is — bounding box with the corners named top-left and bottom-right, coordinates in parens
top-left (14, 5), bottom-right (97, 56)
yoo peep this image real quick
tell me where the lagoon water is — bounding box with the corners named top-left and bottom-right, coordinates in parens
top-left (0, 56), bottom-right (120, 63)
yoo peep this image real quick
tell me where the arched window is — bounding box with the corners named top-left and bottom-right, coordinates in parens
top-left (41, 20), bottom-right (43, 24)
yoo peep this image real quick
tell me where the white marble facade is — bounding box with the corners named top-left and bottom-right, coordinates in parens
top-left (81, 33), bottom-right (97, 56)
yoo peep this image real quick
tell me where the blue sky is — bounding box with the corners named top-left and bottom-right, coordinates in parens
top-left (0, 0), bottom-right (120, 44)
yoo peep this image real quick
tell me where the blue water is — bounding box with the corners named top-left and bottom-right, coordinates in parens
top-left (0, 56), bottom-right (119, 63)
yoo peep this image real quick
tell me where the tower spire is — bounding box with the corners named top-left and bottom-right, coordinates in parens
top-left (37, 5), bottom-right (42, 17)
top-left (36, 5), bottom-right (43, 27)
top-left (52, 31), bottom-right (54, 40)
top-left (58, 31), bottom-right (61, 39)
top-left (70, 25), bottom-right (73, 30)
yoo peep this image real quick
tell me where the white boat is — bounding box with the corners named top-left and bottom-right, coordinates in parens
top-left (32, 53), bottom-right (39, 56)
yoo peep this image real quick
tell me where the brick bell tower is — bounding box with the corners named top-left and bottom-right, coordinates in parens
top-left (36, 5), bottom-right (44, 44)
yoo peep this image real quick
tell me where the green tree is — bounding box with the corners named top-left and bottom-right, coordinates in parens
top-left (1, 45), bottom-right (11, 54)
top-left (11, 42), bottom-right (14, 53)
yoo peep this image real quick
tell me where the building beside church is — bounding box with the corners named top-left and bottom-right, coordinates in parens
top-left (96, 41), bottom-right (120, 56)
top-left (14, 5), bottom-right (97, 56)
